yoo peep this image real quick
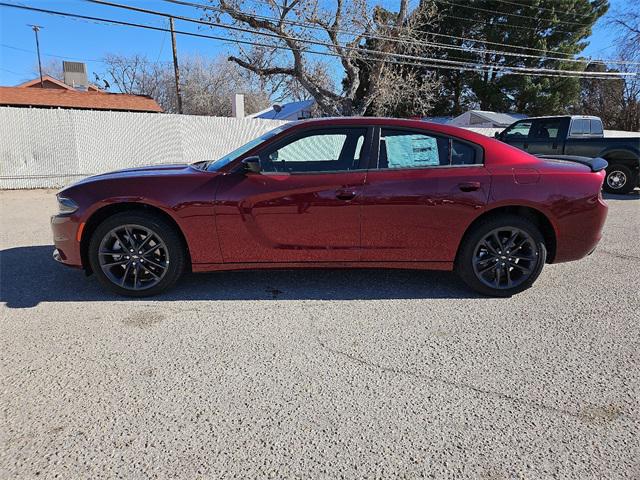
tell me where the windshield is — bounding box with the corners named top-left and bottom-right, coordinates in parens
top-left (203, 124), bottom-right (290, 171)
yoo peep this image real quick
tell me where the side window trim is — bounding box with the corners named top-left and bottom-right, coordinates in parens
top-left (372, 126), bottom-right (484, 170)
top-left (259, 126), bottom-right (374, 174)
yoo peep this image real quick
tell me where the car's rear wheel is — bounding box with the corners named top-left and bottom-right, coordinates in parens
top-left (88, 212), bottom-right (186, 296)
top-left (456, 215), bottom-right (546, 297)
top-left (603, 164), bottom-right (635, 194)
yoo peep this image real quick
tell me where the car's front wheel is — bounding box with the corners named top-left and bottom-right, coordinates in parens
top-left (456, 215), bottom-right (546, 297)
top-left (88, 211), bottom-right (186, 296)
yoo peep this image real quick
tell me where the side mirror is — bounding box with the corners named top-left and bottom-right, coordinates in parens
top-left (494, 132), bottom-right (501, 139)
top-left (242, 156), bottom-right (262, 174)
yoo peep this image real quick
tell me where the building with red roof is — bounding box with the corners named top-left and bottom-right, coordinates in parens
top-left (0, 73), bottom-right (162, 113)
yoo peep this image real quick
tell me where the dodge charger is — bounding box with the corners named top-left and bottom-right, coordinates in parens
top-left (51, 118), bottom-right (608, 297)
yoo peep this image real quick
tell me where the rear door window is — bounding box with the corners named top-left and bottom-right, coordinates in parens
top-left (377, 129), bottom-right (482, 168)
top-left (451, 140), bottom-right (479, 165)
top-left (379, 129), bottom-right (449, 169)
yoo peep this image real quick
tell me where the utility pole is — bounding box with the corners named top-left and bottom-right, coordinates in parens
top-left (29, 24), bottom-right (44, 88)
top-left (169, 17), bottom-right (183, 114)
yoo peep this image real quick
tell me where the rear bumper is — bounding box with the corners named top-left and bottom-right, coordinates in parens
top-left (51, 214), bottom-right (83, 267)
top-left (553, 193), bottom-right (608, 263)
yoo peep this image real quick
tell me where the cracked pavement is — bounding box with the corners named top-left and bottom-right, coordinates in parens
top-left (1, 189), bottom-right (639, 479)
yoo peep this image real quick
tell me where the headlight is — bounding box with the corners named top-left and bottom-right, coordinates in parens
top-left (57, 196), bottom-right (79, 215)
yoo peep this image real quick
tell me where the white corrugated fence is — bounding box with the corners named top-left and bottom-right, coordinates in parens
top-left (1, 106), bottom-right (637, 190)
top-left (0, 107), bottom-right (286, 189)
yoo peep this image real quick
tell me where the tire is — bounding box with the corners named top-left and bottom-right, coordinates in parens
top-left (88, 211), bottom-right (186, 297)
top-left (455, 214), bottom-right (547, 297)
top-left (603, 164), bottom-right (635, 194)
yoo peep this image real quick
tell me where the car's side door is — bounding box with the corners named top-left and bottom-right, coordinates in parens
top-left (360, 127), bottom-right (490, 263)
top-left (214, 126), bottom-right (373, 263)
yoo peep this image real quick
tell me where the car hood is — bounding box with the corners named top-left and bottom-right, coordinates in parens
top-left (61, 163), bottom-right (204, 190)
top-left (89, 163), bottom-right (192, 178)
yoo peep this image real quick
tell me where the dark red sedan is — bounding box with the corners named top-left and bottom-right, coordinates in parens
top-left (51, 118), bottom-right (608, 297)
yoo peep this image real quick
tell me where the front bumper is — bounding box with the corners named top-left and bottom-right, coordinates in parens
top-left (51, 214), bottom-right (83, 267)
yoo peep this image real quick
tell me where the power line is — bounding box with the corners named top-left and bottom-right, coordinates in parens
top-left (1, 43), bottom-right (105, 62)
top-left (241, 0), bottom-right (579, 35)
top-left (83, 0), bottom-right (638, 74)
top-left (15, 1), bottom-right (636, 78)
top-left (0, 66), bottom-right (32, 76)
top-left (432, 0), bottom-right (594, 28)
top-left (162, 0), bottom-right (637, 66)
top-left (436, 11), bottom-right (577, 35)
top-left (174, 0), bottom-right (640, 66)
top-left (491, 0), bottom-right (595, 18)
top-left (161, 0), bottom-right (586, 58)
top-left (0, 1), bottom-right (629, 80)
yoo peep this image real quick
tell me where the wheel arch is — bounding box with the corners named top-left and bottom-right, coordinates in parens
top-left (80, 202), bottom-right (191, 273)
top-left (600, 148), bottom-right (640, 164)
top-left (456, 205), bottom-right (557, 264)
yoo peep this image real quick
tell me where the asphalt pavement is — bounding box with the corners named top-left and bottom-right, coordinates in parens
top-left (1, 188), bottom-right (639, 479)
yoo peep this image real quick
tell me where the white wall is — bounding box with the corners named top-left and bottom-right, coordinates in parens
top-left (0, 107), bottom-right (286, 189)
top-left (1, 107), bottom-right (637, 189)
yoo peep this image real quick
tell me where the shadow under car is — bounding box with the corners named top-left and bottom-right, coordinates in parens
top-left (0, 245), bottom-right (480, 308)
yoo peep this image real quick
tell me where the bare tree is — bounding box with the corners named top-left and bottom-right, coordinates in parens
top-left (203, 0), bottom-right (438, 116)
top-left (173, 55), bottom-right (270, 115)
top-left (98, 54), bottom-right (165, 97)
top-left (96, 54), bottom-right (270, 116)
top-left (577, 62), bottom-right (625, 128)
top-left (615, 52), bottom-right (640, 132)
top-left (32, 59), bottom-right (63, 81)
top-left (608, 5), bottom-right (640, 131)
top-left (609, 6), bottom-right (640, 54)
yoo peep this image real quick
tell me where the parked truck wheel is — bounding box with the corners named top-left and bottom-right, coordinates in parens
top-left (603, 164), bottom-right (635, 194)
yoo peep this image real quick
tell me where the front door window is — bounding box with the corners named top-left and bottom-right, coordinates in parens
top-left (262, 128), bottom-right (367, 173)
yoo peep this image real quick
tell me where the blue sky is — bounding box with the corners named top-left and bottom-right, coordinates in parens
top-left (0, 0), bottom-right (632, 87)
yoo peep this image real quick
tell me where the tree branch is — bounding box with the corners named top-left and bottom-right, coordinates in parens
top-left (227, 56), bottom-right (295, 76)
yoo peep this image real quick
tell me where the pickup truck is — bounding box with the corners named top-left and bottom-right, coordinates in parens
top-left (495, 115), bottom-right (640, 194)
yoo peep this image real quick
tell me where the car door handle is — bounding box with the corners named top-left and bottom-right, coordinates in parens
top-left (335, 189), bottom-right (358, 200)
top-left (458, 182), bottom-right (481, 192)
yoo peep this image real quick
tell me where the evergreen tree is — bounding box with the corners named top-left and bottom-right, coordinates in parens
top-left (354, 0), bottom-right (609, 117)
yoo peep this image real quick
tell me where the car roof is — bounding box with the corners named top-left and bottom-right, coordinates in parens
top-left (283, 117), bottom-right (492, 144)
top-left (512, 115), bottom-right (601, 121)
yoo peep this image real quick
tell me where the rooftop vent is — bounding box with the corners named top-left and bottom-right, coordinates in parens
top-left (63, 61), bottom-right (88, 90)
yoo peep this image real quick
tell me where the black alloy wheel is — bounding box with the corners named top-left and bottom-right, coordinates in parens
top-left (89, 212), bottom-right (186, 296)
top-left (98, 224), bottom-right (169, 291)
top-left (472, 227), bottom-right (538, 290)
top-left (456, 214), bottom-right (546, 297)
